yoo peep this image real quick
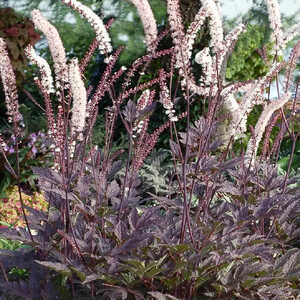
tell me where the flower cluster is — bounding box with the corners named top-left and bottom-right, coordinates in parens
top-left (266, 0), bottom-right (283, 53)
top-left (132, 89), bottom-right (150, 139)
top-left (24, 45), bottom-right (55, 95)
top-left (159, 70), bottom-right (178, 122)
top-left (31, 10), bottom-right (68, 97)
top-left (245, 92), bottom-right (291, 164)
top-left (128, 0), bottom-right (158, 53)
top-left (220, 62), bottom-right (285, 146)
top-left (0, 38), bottom-right (22, 127)
top-left (0, 134), bottom-right (7, 154)
top-left (167, 0), bottom-right (191, 76)
top-left (221, 93), bottom-right (246, 141)
top-left (283, 40), bottom-right (300, 93)
top-left (201, 0), bottom-right (223, 52)
top-left (1, 132), bottom-right (47, 157)
top-left (69, 58), bottom-right (87, 141)
top-left (61, 0), bottom-right (112, 59)
top-left (132, 89), bottom-right (156, 140)
top-left (195, 47), bottom-right (213, 85)
top-left (186, 7), bottom-right (207, 60)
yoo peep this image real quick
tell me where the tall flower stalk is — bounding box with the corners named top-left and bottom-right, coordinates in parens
top-left (0, 38), bottom-right (22, 128)
top-left (0, 1), bottom-right (299, 297)
top-left (127, 0), bottom-right (158, 53)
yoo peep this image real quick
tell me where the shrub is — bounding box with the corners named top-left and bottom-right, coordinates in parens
top-left (0, 0), bottom-right (299, 299)
top-left (0, 185), bottom-right (47, 228)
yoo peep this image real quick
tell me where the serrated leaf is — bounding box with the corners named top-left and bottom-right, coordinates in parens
top-left (32, 167), bottom-right (62, 185)
top-left (282, 252), bottom-right (300, 275)
top-left (114, 220), bottom-right (122, 241)
top-left (122, 100), bottom-right (137, 122)
top-left (279, 200), bottom-right (298, 224)
top-left (107, 180), bottom-right (120, 198)
top-left (274, 248), bottom-right (299, 270)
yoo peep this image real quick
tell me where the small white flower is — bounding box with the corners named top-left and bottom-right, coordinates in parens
top-left (104, 56), bottom-right (113, 64)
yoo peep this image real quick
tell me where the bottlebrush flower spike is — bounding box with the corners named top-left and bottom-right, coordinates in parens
top-left (167, 0), bottom-right (206, 96)
top-left (159, 69), bottom-right (178, 122)
top-left (284, 40), bottom-right (300, 93)
top-left (61, 0), bottom-right (112, 59)
top-left (31, 10), bottom-right (68, 96)
top-left (222, 93), bottom-right (245, 139)
top-left (265, 0), bottom-right (284, 53)
top-left (195, 47), bottom-right (213, 86)
top-left (128, 0), bottom-right (158, 53)
top-left (201, 0), bottom-right (224, 52)
top-left (132, 89), bottom-right (154, 140)
top-left (25, 44), bottom-right (55, 95)
top-left (220, 23), bottom-right (246, 67)
top-left (137, 89), bottom-right (152, 111)
top-left (0, 135), bottom-right (7, 152)
top-left (167, 0), bottom-right (191, 74)
top-left (245, 92), bottom-right (291, 167)
top-left (220, 61), bottom-right (285, 147)
top-left (69, 58), bottom-right (87, 141)
top-left (186, 7), bottom-right (207, 59)
top-left (0, 38), bottom-right (22, 126)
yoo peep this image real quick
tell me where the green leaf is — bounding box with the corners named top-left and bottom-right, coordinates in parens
top-left (147, 291), bottom-right (180, 300)
top-left (0, 175), bottom-right (11, 198)
top-left (35, 261), bottom-right (72, 277)
top-left (144, 267), bottom-right (164, 278)
top-left (194, 276), bottom-right (210, 288)
top-left (126, 259), bottom-right (145, 270)
top-left (82, 273), bottom-right (103, 285)
top-left (69, 266), bottom-right (86, 282)
top-left (145, 254), bottom-right (167, 272)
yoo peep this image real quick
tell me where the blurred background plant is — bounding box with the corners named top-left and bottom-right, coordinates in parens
top-left (0, 6), bottom-right (40, 86)
top-left (0, 126), bottom-right (52, 198)
top-left (0, 6), bottom-right (41, 129)
top-left (0, 185), bottom-right (47, 228)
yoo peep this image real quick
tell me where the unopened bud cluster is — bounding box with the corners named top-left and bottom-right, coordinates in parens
top-left (159, 70), bottom-right (178, 122)
top-left (132, 89), bottom-right (152, 139)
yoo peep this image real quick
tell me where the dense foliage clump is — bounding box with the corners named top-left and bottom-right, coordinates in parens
top-left (0, 0), bottom-right (299, 299)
